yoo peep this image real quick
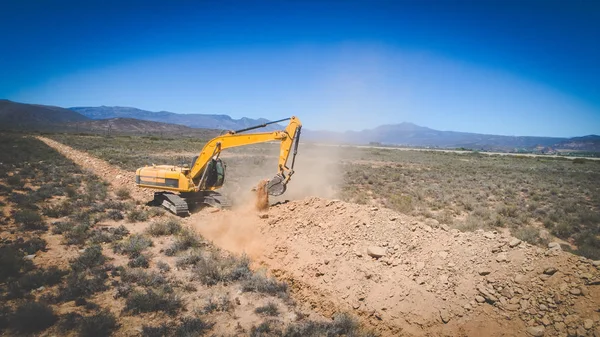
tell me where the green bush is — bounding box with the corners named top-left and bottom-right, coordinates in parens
top-left (0, 246), bottom-right (32, 282)
top-left (127, 208), bottom-right (149, 222)
top-left (255, 302), bottom-right (279, 316)
top-left (14, 209), bottom-right (47, 231)
top-left (146, 218), bottom-right (182, 236)
top-left (124, 289), bottom-right (182, 315)
top-left (128, 254), bottom-right (151, 268)
top-left (13, 266), bottom-right (68, 292)
top-left (165, 228), bottom-right (203, 256)
top-left (79, 310), bottom-right (118, 337)
top-left (71, 245), bottom-right (106, 271)
top-left (10, 302), bottom-right (57, 334)
top-left (89, 225), bottom-right (130, 244)
top-left (193, 252), bottom-right (251, 286)
top-left (282, 313), bottom-right (368, 337)
top-left (113, 234), bottom-right (153, 258)
top-left (142, 318), bottom-right (213, 337)
top-left (115, 188), bottom-right (131, 200)
top-left (514, 226), bottom-right (545, 245)
top-left (52, 220), bottom-right (74, 234)
top-left (242, 273), bottom-right (288, 297)
top-left (120, 268), bottom-right (166, 287)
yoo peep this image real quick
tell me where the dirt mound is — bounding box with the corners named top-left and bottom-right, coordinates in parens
top-left (207, 197), bottom-right (599, 336)
top-left (37, 136), bottom-right (154, 201)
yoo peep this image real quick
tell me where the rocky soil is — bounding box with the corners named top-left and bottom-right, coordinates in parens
top-left (192, 197), bottom-right (600, 337)
top-left (40, 136), bottom-right (600, 337)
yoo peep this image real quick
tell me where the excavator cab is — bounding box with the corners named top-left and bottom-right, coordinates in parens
top-left (204, 158), bottom-right (225, 189)
top-left (190, 156), bottom-right (226, 189)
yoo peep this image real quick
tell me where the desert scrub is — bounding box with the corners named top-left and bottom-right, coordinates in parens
top-left (514, 226), bottom-right (545, 245)
top-left (242, 272), bottom-right (288, 297)
top-left (113, 234), bottom-right (153, 258)
top-left (8, 266), bottom-right (68, 296)
top-left (146, 218), bottom-right (182, 236)
top-left (120, 268), bottom-right (167, 287)
top-left (128, 254), bottom-right (151, 268)
top-left (192, 252), bottom-right (251, 286)
top-left (203, 294), bottom-right (232, 313)
top-left (57, 310), bottom-right (118, 337)
top-left (0, 245), bottom-right (34, 282)
top-left (142, 317), bottom-right (214, 337)
top-left (89, 225), bottom-right (130, 244)
top-left (127, 208), bottom-right (149, 222)
top-left (165, 227), bottom-right (203, 256)
top-left (124, 289), bottom-right (182, 315)
top-left (9, 302), bottom-right (57, 334)
top-left (59, 245), bottom-right (110, 301)
top-left (282, 312), bottom-right (371, 337)
top-left (115, 187), bottom-right (131, 200)
top-left (79, 310), bottom-right (118, 337)
top-left (14, 209), bottom-right (47, 231)
top-left (255, 302), bottom-right (279, 316)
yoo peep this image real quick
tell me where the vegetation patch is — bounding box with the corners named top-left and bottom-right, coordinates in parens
top-left (9, 302), bottom-right (57, 334)
top-left (124, 289), bottom-right (182, 315)
top-left (146, 218), bottom-right (182, 236)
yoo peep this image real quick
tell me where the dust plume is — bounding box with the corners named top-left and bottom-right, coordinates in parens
top-left (219, 141), bottom-right (343, 209)
top-left (254, 179), bottom-right (269, 211)
top-left (192, 208), bottom-right (265, 259)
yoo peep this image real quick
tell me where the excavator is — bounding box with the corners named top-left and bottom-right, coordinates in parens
top-left (134, 116), bottom-right (302, 216)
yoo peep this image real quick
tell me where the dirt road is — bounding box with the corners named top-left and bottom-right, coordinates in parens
top-left (39, 136), bottom-right (600, 337)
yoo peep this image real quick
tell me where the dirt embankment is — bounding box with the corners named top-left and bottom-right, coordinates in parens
top-left (40, 136), bottom-right (600, 337)
top-left (190, 198), bottom-right (600, 337)
top-left (37, 136), bottom-right (153, 201)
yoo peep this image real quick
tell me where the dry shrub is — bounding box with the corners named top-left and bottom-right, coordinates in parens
top-left (255, 179), bottom-right (269, 211)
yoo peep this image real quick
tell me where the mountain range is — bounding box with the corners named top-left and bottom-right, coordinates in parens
top-left (302, 123), bottom-right (597, 152)
top-left (0, 99), bottom-right (88, 129)
top-left (70, 106), bottom-right (281, 131)
top-left (0, 99), bottom-right (598, 153)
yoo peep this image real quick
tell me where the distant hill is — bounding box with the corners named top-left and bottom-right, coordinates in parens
top-left (552, 135), bottom-right (600, 152)
top-left (303, 122), bottom-right (600, 152)
top-left (66, 118), bottom-right (221, 138)
top-left (0, 99), bottom-right (89, 130)
top-left (3, 100), bottom-right (598, 153)
top-left (70, 106), bottom-right (282, 131)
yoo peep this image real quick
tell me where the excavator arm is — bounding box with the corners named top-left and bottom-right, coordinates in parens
top-left (189, 116), bottom-right (302, 194)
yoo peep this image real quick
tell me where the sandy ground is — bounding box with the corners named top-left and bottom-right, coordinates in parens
top-left (38, 136), bottom-right (600, 337)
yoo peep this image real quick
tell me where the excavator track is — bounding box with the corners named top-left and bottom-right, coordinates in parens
top-left (155, 192), bottom-right (189, 216)
top-left (201, 191), bottom-right (233, 209)
top-left (155, 191), bottom-right (232, 216)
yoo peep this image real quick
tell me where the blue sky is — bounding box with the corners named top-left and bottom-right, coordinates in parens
top-left (1, 0), bottom-right (598, 137)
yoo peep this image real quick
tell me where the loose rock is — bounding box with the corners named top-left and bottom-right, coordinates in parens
top-left (548, 242), bottom-right (562, 250)
top-left (478, 268), bottom-right (492, 276)
top-left (440, 309), bottom-right (450, 323)
top-left (543, 267), bottom-right (558, 275)
top-left (367, 246), bottom-right (386, 258)
top-left (527, 326), bottom-right (545, 336)
top-left (584, 319), bottom-right (593, 330)
top-left (496, 252), bottom-right (508, 263)
top-left (509, 238), bottom-right (522, 248)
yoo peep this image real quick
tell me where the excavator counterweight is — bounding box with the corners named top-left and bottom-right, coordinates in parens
top-left (135, 116), bottom-right (302, 216)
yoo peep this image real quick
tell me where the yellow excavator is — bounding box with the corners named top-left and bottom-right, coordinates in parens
top-left (135, 116), bottom-right (302, 216)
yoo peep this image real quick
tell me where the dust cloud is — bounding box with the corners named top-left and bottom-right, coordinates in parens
top-left (219, 141), bottom-right (343, 207)
top-left (254, 179), bottom-right (269, 211)
top-left (191, 141), bottom-right (342, 258)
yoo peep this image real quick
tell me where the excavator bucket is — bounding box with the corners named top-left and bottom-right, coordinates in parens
top-left (266, 173), bottom-right (287, 196)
